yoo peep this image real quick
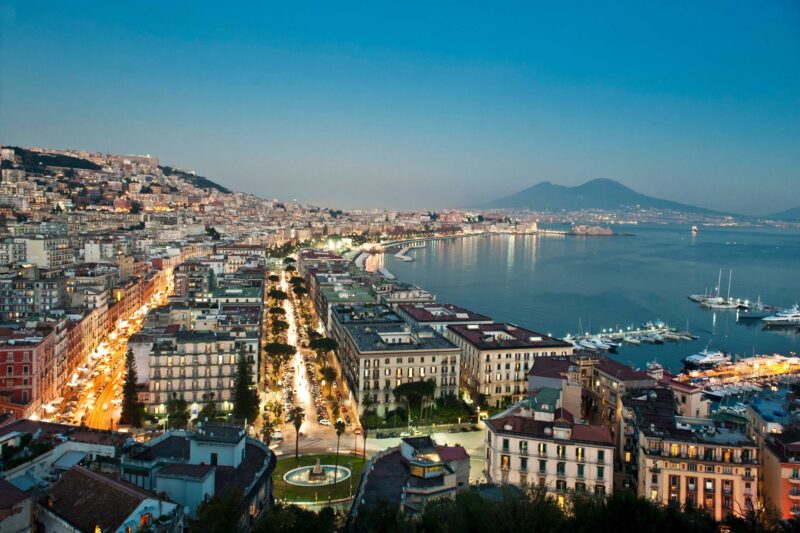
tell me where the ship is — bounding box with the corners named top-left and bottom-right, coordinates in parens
top-left (762, 305), bottom-right (800, 327)
top-left (692, 225), bottom-right (699, 235)
top-left (681, 348), bottom-right (731, 369)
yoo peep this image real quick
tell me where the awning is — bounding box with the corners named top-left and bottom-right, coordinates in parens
top-left (53, 450), bottom-right (87, 471)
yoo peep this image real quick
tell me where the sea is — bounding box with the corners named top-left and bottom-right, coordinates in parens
top-left (379, 224), bottom-right (800, 373)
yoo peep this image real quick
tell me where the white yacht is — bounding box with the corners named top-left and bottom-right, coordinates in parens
top-left (681, 349), bottom-right (731, 369)
top-left (762, 305), bottom-right (800, 327)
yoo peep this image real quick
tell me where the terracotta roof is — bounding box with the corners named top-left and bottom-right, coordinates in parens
top-left (46, 466), bottom-right (154, 532)
top-left (595, 356), bottom-right (652, 382)
top-left (435, 445), bottom-right (469, 462)
top-left (399, 303), bottom-right (491, 324)
top-left (571, 424), bottom-right (613, 445)
top-left (528, 357), bottom-right (572, 379)
top-left (0, 478), bottom-right (30, 508)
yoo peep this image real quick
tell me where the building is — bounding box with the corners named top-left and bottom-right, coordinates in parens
top-left (484, 388), bottom-right (614, 503)
top-left (173, 260), bottom-right (214, 302)
top-left (0, 329), bottom-right (56, 418)
top-left (0, 266), bottom-right (66, 320)
top-left (13, 236), bottom-right (72, 269)
top-left (746, 387), bottom-right (800, 519)
top-left (120, 423), bottom-right (275, 525)
top-left (621, 387), bottom-right (757, 521)
top-left (38, 466), bottom-right (183, 533)
top-left (0, 478), bottom-right (33, 533)
top-left (396, 303), bottom-right (492, 334)
top-left (446, 323), bottom-right (573, 407)
top-left (351, 436), bottom-right (468, 519)
top-left (146, 330), bottom-right (259, 415)
top-left (337, 322), bottom-right (460, 416)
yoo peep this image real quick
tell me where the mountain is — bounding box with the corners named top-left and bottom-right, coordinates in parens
top-left (768, 207), bottom-right (800, 221)
top-left (477, 178), bottom-right (717, 213)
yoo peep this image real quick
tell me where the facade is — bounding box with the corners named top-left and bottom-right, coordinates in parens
top-left (14, 236), bottom-right (72, 269)
top-left (621, 387), bottom-right (758, 521)
top-left (0, 329), bottom-right (56, 417)
top-left (146, 330), bottom-right (259, 415)
top-left (446, 323), bottom-right (573, 407)
top-left (0, 266), bottom-right (66, 320)
top-left (337, 321), bottom-right (460, 416)
top-left (485, 389), bottom-right (614, 502)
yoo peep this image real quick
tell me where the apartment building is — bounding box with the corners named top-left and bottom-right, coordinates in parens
top-left (14, 236), bottom-right (72, 268)
top-left (621, 387), bottom-right (758, 521)
top-left (0, 327), bottom-right (56, 418)
top-left (485, 388), bottom-right (614, 502)
top-left (146, 330), bottom-right (259, 415)
top-left (446, 323), bottom-right (573, 407)
top-left (746, 387), bottom-right (800, 519)
top-left (337, 321), bottom-right (460, 416)
top-left (0, 266), bottom-right (66, 320)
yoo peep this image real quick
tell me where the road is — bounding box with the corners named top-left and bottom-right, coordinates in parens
top-left (79, 288), bottom-right (170, 430)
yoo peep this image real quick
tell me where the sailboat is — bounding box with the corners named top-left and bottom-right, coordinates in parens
top-left (702, 269), bottom-right (738, 309)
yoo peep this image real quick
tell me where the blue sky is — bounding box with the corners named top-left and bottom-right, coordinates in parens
top-left (1, 1), bottom-right (798, 213)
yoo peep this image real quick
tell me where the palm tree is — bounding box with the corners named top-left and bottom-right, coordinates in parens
top-left (288, 405), bottom-right (305, 460)
top-left (360, 393), bottom-right (376, 462)
top-left (331, 419), bottom-right (346, 502)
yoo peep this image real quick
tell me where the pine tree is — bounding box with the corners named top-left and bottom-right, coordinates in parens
top-left (232, 345), bottom-right (259, 425)
top-left (120, 348), bottom-right (142, 427)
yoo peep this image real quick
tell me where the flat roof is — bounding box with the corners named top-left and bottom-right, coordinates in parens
top-left (447, 323), bottom-right (572, 350)
top-left (345, 323), bottom-right (457, 354)
top-left (399, 303), bottom-right (492, 324)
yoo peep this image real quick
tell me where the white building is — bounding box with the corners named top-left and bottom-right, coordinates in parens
top-left (484, 388), bottom-right (615, 504)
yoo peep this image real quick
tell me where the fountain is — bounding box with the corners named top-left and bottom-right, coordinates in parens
top-left (308, 457), bottom-right (326, 481)
top-left (283, 459), bottom-right (352, 487)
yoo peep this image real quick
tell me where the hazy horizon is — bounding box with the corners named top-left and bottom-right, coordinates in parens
top-left (1, 2), bottom-right (798, 214)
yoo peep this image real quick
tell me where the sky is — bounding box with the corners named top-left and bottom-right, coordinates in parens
top-left (1, 1), bottom-right (798, 214)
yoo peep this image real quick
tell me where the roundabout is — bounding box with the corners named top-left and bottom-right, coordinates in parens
top-left (283, 458), bottom-right (352, 487)
top-left (274, 454), bottom-right (365, 504)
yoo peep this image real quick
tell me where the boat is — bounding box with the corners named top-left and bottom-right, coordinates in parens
top-left (701, 269), bottom-right (738, 309)
top-left (682, 349), bottom-right (731, 369)
top-left (622, 336), bottom-right (641, 345)
top-left (589, 336), bottom-right (611, 350)
top-left (737, 297), bottom-right (774, 320)
top-left (640, 336), bottom-right (656, 344)
top-left (762, 305), bottom-right (800, 327)
top-left (579, 339), bottom-right (599, 351)
top-left (692, 225), bottom-right (699, 235)
top-left (648, 333), bottom-right (665, 344)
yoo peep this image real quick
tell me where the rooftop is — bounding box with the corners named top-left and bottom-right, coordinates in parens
top-left (331, 303), bottom-right (403, 325)
top-left (345, 323), bottom-right (457, 354)
top-left (447, 323), bottom-right (572, 350)
top-left (398, 303), bottom-right (492, 324)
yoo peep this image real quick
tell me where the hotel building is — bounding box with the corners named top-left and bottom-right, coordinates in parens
top-left (445, 323), bottom-right (573, 407)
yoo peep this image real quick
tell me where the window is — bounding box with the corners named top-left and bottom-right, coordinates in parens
top-left (501, 454), bottom-right (510, 471)
top-left (597, 450), bottom-right (605, 463)
top-left (557, 445), bottom-right (565, 458)
top-left (538, 459), bottom-right (547, 474)
top-left (5, 366), bottom-right (11, 376)
top-left (577, 463), bottom-right (585, 479)
top-left (502, 438), bottom-right (509, 452)
top-left (556, 462), bottom-right (565, 476)
top-left (211, 453), bottom-right (218, 466)
top-left (538, 442), bottom-right (547, 456)
top-left (575, 482), bottom-right (586, 493)
top-left (597, 466), bottom-right (605, 480)
top-left (520, 457), bottom-right (528, 472)
top-left (576, 447), bottom-right (585, 461)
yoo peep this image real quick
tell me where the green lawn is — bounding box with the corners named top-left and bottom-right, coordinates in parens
top-left (273, 453), bottom-right (366, 503)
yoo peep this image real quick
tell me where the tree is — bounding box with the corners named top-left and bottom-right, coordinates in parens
top-left (309, 337), bottom-right (337, 364)
top-left (268, 306), bottom-right (286, 316)
top-left (289, 276), bottom-right (305, 286)
top-left (268, 289), bottom-right (288, 301)
top-left (166, 392), bottom-right (190, 429)
top-left (261, 416), bottom-right (276, 446)
top-left (285, 264), bottom-right (296, 273)
top-left (272, 319), bottom-right (290, 334)
top-left (360, 393), bottom-right (376, 462)
top-left (194, 488), bottom-right (243, 532)
top-left (232, 346), bottom-right (259, 425)
top-left (251, 504), bottom-right (336, 533)
top-left (119, 349), bottom-right (142, 427)
top-left (331, 419), bottom-right (346, 503)
top-left (292, 285), bottom-right (308, 297)
top-left (321, 366), bottom-right (338, 396)
top-left (287, 406), bottom-right (305, 460)
top-left (197, 392), bottom-right (218, 422)
top-left (393, 379), bottom-right (436, 426)
top-left (283, 257), bottom-right (296, 264)
top-left (268, 274), bottom-right (280, 283)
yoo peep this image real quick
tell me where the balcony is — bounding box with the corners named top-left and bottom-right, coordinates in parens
top-left (790, 476), bottom-right (800, 484)
top-left (788, 490), bottom-right (800, 500)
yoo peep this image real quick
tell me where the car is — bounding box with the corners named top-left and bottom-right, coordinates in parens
top-left (102, 403), bottom-right (109, 411)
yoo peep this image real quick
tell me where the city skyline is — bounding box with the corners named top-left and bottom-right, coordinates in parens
top-left (1, 1), bottom-right (799, 213)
